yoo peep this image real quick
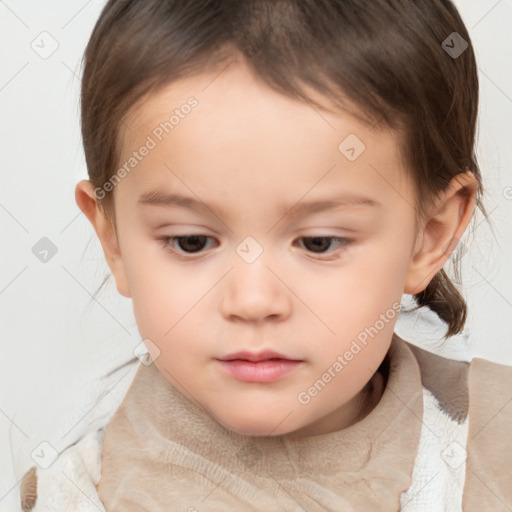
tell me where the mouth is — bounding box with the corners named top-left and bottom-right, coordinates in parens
top-left (217, 350), bottom-right (303, 363)
top-left (215, 351), bottom-right (304, 383)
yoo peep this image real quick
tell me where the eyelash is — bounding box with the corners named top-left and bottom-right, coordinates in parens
top-left (157, 235), bottom-right (353, 261)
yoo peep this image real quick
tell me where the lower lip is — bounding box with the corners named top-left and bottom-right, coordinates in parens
top-left (216, 359), bottom-right (303, 383)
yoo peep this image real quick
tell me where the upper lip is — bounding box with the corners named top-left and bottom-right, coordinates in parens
top-left (216, 350), bottom-right (302, 362)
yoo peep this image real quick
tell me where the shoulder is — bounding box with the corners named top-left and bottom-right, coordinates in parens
top-left (404, 337), bottom-right (512, 426)
top-left (465, 355), bottom-right (512, 440)
top-left (467, 355), bottom-right (512, 394)
top-left (403, 338), bottom-right (470, 423)
top-left (397, 337), bottom-right (470, 509)
top-left (400, 336), bottom-right (512, 509)
top-left (18, 358), bottom-right (141, 511)
top-left (464, 356), bottom-right (512, 509)
top-left (19, 427), bottom-right (106, 512)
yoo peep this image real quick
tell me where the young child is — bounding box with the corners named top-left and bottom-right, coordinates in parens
top-left (19, 0), bottom-right (512, 510)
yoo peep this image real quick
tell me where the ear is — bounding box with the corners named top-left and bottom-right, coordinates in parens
top-left (404, 171), bottom-right (478, 295)
top-left (75, 180), bottom-right (131, 298)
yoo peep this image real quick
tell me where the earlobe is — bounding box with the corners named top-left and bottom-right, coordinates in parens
top-left (75, 180), bottom-right (131, 298)
top-left (404, 171), bottom-right (478, 295)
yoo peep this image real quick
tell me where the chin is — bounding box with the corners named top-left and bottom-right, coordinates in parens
top-left (216, 413), bottom-right (296, 437)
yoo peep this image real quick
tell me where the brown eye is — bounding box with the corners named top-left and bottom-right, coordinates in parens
top-left (301, 237), bottom-right (332, 253)
top-left (298, 236), bottom-right (352, 259)
top-left (174, 235), bottom-right (209, 253)
top-left (158, 234), bottom-right (216, 256)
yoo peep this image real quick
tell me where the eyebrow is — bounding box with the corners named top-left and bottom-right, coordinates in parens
top-left (138, 190), bottom-right (382, 219)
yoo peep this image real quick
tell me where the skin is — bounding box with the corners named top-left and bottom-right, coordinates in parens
top-left (76, 57), bottom-right (477, 438)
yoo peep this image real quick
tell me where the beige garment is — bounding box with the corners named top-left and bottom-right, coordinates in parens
top-left (20, 332), bottom-right (512, 511)
top-left (463, 357), bottom-right (512, 510)
top-left (96, 334), bottom-right (423, 511)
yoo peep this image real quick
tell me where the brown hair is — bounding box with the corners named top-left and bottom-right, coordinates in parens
top-left (80, 0), bottom-right (491, 338)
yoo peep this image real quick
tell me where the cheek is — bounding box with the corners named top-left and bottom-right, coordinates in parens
top-left (119, 241), bottom-right (193, 333)
top-left (121, 242), bottom-right (219, 364)
top-left (129, 275), bottom-right (210, 373)
top-left (301, 236), bottom-right (411, 333)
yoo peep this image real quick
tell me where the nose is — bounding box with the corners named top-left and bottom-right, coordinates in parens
top-left (220, 256), bottom-right (292, 323)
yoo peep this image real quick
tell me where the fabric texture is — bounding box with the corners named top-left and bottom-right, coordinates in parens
top-left (17, 332), bottom-right (512, 511)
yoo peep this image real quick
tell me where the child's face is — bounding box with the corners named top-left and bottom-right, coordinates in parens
top-left (91, 62), bottom-right (423, 437)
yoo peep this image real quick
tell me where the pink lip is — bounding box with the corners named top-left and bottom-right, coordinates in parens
top-left (218, 350), bottom-right (300, 363)
top-left (216, 353), bottom-right (303, 383)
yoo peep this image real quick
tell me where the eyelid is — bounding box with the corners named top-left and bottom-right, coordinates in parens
top-left (294, 236), bottom-right (353, 260)
top-left (157, 234), bottom-right (354, 261)
top-left (159, 234), bottom-right (217, 260)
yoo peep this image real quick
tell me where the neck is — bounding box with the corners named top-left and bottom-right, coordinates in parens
top-left (287, 364), bottom-right (388, 438)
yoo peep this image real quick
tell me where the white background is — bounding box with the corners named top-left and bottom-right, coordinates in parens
top-left (1, 1), bottom-right (511, 510)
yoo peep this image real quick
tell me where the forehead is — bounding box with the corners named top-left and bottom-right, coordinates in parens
top-left (121, 60), bottom-right (398, 155)
top-left (115, 62), bottom-right (413, 216)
